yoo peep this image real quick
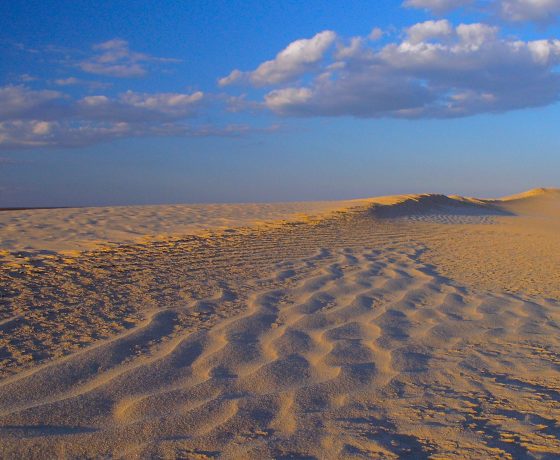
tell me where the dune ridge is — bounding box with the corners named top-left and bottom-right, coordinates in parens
top-left (0, 199), bottom-right (372, 255)
top-left (0, 189), bottom-right (559, 458)
top-left (1, 189), bottom-right (555, 256)
top-left (496, 187), bottom-right (560, 202)
top-left (367, 193), bottom-right (511, 220)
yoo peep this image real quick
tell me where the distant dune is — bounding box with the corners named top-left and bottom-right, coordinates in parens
top-left (0, 189), bottom-right (559, 458)
top-left (368, 193), bottom-right (511, 218)
top-left (496, 186), bottom-right (560, 202)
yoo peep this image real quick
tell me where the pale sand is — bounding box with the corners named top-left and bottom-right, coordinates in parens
top-left (0, 199), bottom-right (376, 254)
top-left (0, 189), bottom-right (559, 458)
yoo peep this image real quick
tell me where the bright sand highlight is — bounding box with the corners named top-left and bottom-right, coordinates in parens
top-left (0, 189), bottom-right (559, 458)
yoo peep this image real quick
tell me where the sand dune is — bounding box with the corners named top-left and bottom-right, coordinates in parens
top-left (368, 193), bottom-right (512, 224)
top-left (417, 188), bottom-right (560, 299)
top-left (0, 190), bottom-right (559, 458)
top-left (0, 199), bottom-right (373, 255)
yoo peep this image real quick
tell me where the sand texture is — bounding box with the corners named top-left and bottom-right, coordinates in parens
top-left (0, 189), bottom-right (559, 458)
top-left (0, 199), bottom-right (376, 254)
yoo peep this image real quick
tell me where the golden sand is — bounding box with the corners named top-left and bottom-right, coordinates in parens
top-left (0, 189), bottom-right (558, 458)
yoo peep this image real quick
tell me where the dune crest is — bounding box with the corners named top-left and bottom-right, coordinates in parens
top-left (497, 187), bottom-right (560, 202)
top-left (1, 188), bottom-right (557, 256)
top-left (368, 193), bottom-right (509, 219)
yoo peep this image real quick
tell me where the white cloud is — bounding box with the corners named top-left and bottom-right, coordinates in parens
top-left (369, 28), bottom-right (384, 41)
top-left (19, 74), bottom-right (38, 82)
top-left (79, 39), bottom-right (180, 78)
top-left (75, 91), bottom-right (205, 122)
top-left (0, 120), bottom-right (145, 148)
top-left (0, 86), bottom-right (64, 121)
top-left (403, 0), bottom-right (560, 23)
top-left (499, 0), bottom-right (560, 22)
top-left (54, 77), bottom-right (81, 86)
top-left (528, 39), bottom-right (560, 62)
top-left (456, 23), bottom-right (498, 48)
top-left (80, 95), bottom-right (110, 106)
top-left (0, 86), bottom-right (210, 149)
top-left (0, 86), bottom-right (204, 122)
top-left (119, 90), bottom-right (204, 113)
top-left (265, 88), bottom-right (313, 111)
top-left (335, 37), bottom-right (366, 59)
top-left (0, 119), bottom-right (259, 149)
top-left (218, 31), bottom-right (337, 86)
top-left (31, 121), bottom-right (52, 135)
top-left (406, 20), bottom-right (453, 44)
top-left (249, 22), bottom-right (560, 119)
top-left (53, 77), bottom-right (112, 90)
top-left (224, 94), bottom-right (264, 113)
top-left (218, 69), bottom-right (244, 87)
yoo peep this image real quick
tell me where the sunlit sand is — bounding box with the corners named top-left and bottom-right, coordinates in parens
top-left (0, 189), bottom-right (559, 458)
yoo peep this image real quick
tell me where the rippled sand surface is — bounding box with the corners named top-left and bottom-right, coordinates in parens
top-left (0, 190), bottom-right (559, 458)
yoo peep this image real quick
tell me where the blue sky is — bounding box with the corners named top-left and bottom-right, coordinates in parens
top-left (1, 0), bottom-right (559, 206)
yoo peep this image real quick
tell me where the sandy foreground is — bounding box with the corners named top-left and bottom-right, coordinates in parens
top-left (0, 189), bottom-right (559, 459)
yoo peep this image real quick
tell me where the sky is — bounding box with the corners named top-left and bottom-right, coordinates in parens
top-left (1, 0), bottom-right (560, 207)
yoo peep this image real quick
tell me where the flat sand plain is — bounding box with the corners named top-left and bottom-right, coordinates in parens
top-left (0, 189), bottom-right (559, 459)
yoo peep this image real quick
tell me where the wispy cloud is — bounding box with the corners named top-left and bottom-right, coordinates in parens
top-left (78, 38), bottom-right (181, 78)
top-left (52, 77), bottom-right (112, 90)
top-left (0, 156), bottom-right (21, 165)
top-left (498, 0), bottom-right (560, 22)
top-left (0, 120), bottom-right (265, 149)
top-left (6, 38), bottom-right (181, 83)
top-left (403, 0), bottom-right (560, 23)
top-left (403, 0), bottom-right (474, 14)
top-left (18, 74), bottom-right (39, 82)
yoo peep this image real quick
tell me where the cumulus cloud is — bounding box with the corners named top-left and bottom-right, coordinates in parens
top-left (406, 20), bottom-right (454, 44)
top-left (0, 86), bottom-right (213, 149)
top-left (224, 94), bottom-right (264, 113)
top-left (229, 21), bottom-right (560, 119)
top-left (0, 120), bottom-right (127, 148)
top-left (79, 39), bottom-right (180, 78)
top-left (0, 86), bottom-right (203, 122)
top-left (76, 91), bottom-right (205, 122)
top-left (219, 30), bottom-right (337, 86)
top-left (0, 86), bottom-right (65, 121)
top-left (119, 91), bottom-right (203, 113)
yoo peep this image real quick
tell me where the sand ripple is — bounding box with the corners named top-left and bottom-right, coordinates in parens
top-left (1, 201), bottom-right (559, 458)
